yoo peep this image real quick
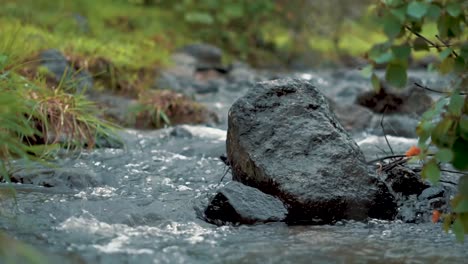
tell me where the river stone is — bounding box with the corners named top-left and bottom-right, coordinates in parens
top-left (368, 114), bottom-right (419, 138)
top-left (204, 181), bottom-right (287, 225)
top-left (40, 49), bottom-right (93, 93)
top-left (385, 166), bottom-right (429, 196)
top-left (355, 85), bottom-right (432, 116)
top-left (10, 166), bottom-right (102, 189)
top-left (178, 43), bottom-right (224, 71)
top-left (227, 78), bottom-right (397, 224)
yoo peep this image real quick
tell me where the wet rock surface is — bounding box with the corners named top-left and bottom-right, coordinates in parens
top-left (226, 78), bottom-right (397, 224)
top-left (204, 181), bottom-right (287, 225)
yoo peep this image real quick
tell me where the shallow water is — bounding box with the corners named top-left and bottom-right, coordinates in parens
top-left (1, 70), bottom-right (466, 263)
top-left (1, 127), bottom-right (466, 264)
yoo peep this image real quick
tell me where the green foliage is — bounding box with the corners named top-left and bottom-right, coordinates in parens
top-left (368, 0), bottom-right (467, 241)
top-left (0, 25), bottom-right (120, 176)
top-left (150, 0), bottom-right (276, 61)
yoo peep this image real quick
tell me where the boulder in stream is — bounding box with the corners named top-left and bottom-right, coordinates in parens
top-left (226, 78), bottom-right (397, 224)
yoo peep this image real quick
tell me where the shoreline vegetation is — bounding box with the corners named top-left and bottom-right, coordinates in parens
top-left (0, 0), bottom-right (393, 174)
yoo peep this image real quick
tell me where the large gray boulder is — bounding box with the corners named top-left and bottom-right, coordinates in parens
top-left (227, 78), bottom-right (396, 224)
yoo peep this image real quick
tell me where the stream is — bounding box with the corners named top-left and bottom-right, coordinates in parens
top-left (0, 69), bottom-right (466, 263)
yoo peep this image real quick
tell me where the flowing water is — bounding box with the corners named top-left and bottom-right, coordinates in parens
top-left (0, 70), bottom-right (466, 263)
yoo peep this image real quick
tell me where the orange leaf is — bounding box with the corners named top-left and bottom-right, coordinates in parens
top-left (432, 210), bottom-right (441, 223)
top-left (405, 146), bottom-right (421, 157)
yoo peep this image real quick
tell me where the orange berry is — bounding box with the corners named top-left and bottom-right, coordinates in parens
top-left (405, 146), bottom-right (421, 157)
top-left (432, 210), bottom-right (441, 223)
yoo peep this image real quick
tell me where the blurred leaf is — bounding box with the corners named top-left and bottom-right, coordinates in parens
top-left (452, 138), bottom-right (468, 171)
top-left (384, 0), bottom-right (404, 7)
top-left (383, 14), bottom-right (402, 38)
top-left (440, 48), bottom-right (453, 60)
top-left (435, 148), bottom-right (454, 163)
top-left (369, 42), bottom-right (392, 60)
top-left (390, 5), bottom-right (407, 22)
top-left (371, 74), bottom-right (381, 91)
top-left (413, 37), bottom-right (429, 51)
top-left (437, 14), bottom-right (450, 38)
top-left (459, 175), bottom-right (468, 195)
top-left (375, 51), bottom-right (394, 64)
top-left (422, 159), bottom-right (440, 184)
top-left (385, 62), bottom-right (407, 87)
top-left (455, 199), bottom-right (468, 213)
top-left (417, 120), bottom-right (434, 143)
top-left (426, 4), bottom-right (442, 20)
top-left (446, 2), bottom-right (461, 17)
top-left (439, 57), bottom-right (454, 75)
top-left (452, 217), bottom-right (465, 242)
top-left (443, 213), bottom-right (454, 232)
top-left (432, 118), bottom-right (454, 148)
top-left (454, 57), bottom-right (466, 73)
top-left (448, 90), bottom-right (464, 115)
top-left (460, 115), bottom-right (468, 140)
top-left (392, 43), bottom-right (411, 60)
top-left (461, 44), bottom-right (468, 61)
top-left (407, 1), bottom-right (429, 19)
top-left (361, 65), bottom-right (373, 78)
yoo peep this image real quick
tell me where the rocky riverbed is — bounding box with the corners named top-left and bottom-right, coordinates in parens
top-left (0, 47), bottom-right (466, 263)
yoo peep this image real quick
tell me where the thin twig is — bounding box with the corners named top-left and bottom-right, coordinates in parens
top-left (440, 169), bottom-right (467, 175)
top-left (436, 35), bottom-right (459, 57)
top-left (381, 158), bottom-right (408, 172)
top-left (405, 26), bottom-right (440, 51)
top-left (366, 154), bottom-right (408, 165)
top-left (414, 82), bottom-right (467, 95)
top-left (380, 105), bottom-right (394, 155)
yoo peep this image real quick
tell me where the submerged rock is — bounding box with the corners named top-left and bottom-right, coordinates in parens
top-left (178, 43), bottom-right (225, 72)
top-left (227, 78), bottom-right (397, 224)
top-left (10, 165), bottom-right (101, 189)
top-left (204, 181), bottom-right (287, 225)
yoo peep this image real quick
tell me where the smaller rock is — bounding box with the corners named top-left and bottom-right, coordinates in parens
top-left (418, 187), bottom-right (445, 201)
top-left (368, 114), bottom-right (419, 138)
top-left (40, 49), bottom-right (93, 93)
top-left (204, 181), bottom-right (287, 225)
top-left (169, 126), bottom-right (194, 138)
top-left (178, 43), bottom-right (224, 71)
top-left (385, 166), bottom-right (429, 196)
top-left (355, 86), bottom-right (432, 116)
top-left (94, 131), bottom-right (124, 149)
top-left (10, 166), bottom-right (101, 189)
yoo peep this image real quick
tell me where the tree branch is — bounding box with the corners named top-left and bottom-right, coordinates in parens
top-left (366, 155), bottom-right (407, 165)
top-left (436, 35), bottom-right (459, 57)
top-left (414, 82), bottom-right (467, 95)
top-left (405, 26), bottom-right (440, 51)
